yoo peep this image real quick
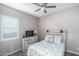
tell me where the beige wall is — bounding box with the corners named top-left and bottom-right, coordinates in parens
top-left (38, 6), bottom-right (79, 54)
top-left (0, 4), bottom-right (38, 55)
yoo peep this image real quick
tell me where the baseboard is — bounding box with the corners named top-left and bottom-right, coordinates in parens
top-left (3, 49), bottom-right (79, 56)
top-left (66, 50), bottom-right (79, 55)
top-left (4, 49), bottom-right (22, 56)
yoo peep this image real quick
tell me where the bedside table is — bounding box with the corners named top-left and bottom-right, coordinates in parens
top-left (22, 36), bottom-right (38, 52)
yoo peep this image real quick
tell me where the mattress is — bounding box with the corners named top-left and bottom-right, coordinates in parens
top-left (27, 40), bottom-right (65, 56)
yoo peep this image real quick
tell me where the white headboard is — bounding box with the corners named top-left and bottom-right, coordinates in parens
top-left (46, 30), bottom-right (67, 43)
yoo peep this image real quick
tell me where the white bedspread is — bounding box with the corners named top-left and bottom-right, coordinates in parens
top-left (27, 40), bottom-right (65, 56)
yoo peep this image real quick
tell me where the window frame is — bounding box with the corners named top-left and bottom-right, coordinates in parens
top-left (0, 15), bottom-right (19, 41)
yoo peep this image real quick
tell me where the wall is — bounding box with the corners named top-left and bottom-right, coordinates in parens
top-left (0, 4), bottom-right (38, 55)
top-left (38, 6), bottom-right (79, 54)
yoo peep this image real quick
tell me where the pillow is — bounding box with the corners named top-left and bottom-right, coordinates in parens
top-left (45, 35), bottom-right (54, 43)
top-left (54, 35), bottom-right (63, 43)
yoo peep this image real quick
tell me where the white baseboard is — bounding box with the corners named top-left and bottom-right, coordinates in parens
top-left (3, 49), bottom-right (79, 56)
top-left (4, 49), bottom-right (22, 56)
top-left (66, 50), bottom-right (79, 55)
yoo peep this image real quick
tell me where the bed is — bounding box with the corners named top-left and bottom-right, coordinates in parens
top-left (27, 33), bottom-right (66, 56)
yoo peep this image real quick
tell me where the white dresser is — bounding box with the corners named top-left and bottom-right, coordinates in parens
top-left (22, 36), bottom-right (38, 52)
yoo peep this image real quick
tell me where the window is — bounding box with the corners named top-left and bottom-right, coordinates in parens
top-left (0, 15), bottom-right (19, 40)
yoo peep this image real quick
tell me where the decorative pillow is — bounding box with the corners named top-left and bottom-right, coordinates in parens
top-left (45, 35), bottom-right (54, 43)
top-left (54, 35), bottom-right (63, 43)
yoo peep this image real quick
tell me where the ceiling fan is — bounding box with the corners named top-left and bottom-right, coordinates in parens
top-left (33, 3), bottom-right (56, 13)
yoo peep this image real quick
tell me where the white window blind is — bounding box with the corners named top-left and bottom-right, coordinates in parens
top-left (0, 15), bottom-right (19, 40)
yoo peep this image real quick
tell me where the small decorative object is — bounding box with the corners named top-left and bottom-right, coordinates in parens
top-left (46, 30), bottom-right (49, 33)
top-left (34, 30), bottom-right (37, 36)
top-left (60, 29), bottom-right (63, 33)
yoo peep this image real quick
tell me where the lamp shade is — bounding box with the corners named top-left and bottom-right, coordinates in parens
top-left (34, 30), bottom-right (37, 34)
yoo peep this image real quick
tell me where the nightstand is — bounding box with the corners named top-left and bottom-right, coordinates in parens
top-left (22, 36), bottom-right (38, 52)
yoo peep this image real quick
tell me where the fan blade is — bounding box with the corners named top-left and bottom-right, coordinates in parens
top-left (35, 8), bottom-right (41, 12)
top-left (46, 6), bottom-right (56, 8)
top-left (33, 3), bottom-right (41, 7)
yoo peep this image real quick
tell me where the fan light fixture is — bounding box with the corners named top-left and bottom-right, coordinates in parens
top-left (41, 7), bottom-right (46, 11)
top-left (33, 3), bottom-right (56, 13)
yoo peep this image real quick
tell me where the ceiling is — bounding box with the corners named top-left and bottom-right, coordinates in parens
top-left (2, 3), bottom-right (79, 18)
